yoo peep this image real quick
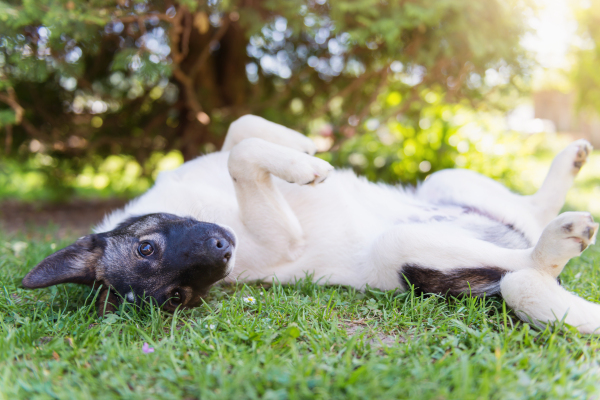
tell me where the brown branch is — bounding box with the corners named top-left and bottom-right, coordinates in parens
top-left (20, 119), bottom-right (50, 141)
top-left (166, 7), bottom-right (201, 119)
top-left (172, 69), bottom-right (203, 117)
top-left (169, 7), bottom-right (186, 64)
top-left (180, 11), bottom-right (192, 61)
top-left (189, 16), bottom-right (230, 81)
top-left (117, 7), bottom-right (231, 123)
top-left (0, 88), bottom-right (53, 142)
top-left (115, 13), bottom-right (173, 24)
top-left (137, 16), bottom-right (147, 36)
top-left (117, 9), bottom-right (230, 123)
top-left (0, 88), bottom-right (24, 123)
top-left (113, 13), bottom-right (174, 55)
top-left (170, 14), bottom-right (231, 121)
top-left (4, 124), bottom-right (12, 155)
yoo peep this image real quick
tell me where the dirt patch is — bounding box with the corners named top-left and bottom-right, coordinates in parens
top-left (0, 199), bottom-right (128, 238)
top-left (342, 320), bottom-right (406, 347)
top-left (38, 336), bottom-right (53, 345)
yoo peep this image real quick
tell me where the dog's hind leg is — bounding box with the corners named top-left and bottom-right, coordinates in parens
top-left (501, 270), bottom-right (600, 334)
top-left (527, 139), bottom-right (592, 227)
top-left (368, 212), bottom-right (600, 333)
top-left (228, 138), bottom-right (333, 264)
top-left (369, 223), bottom-right (536, 295)
top-left (417, 140), bottom-right (592, 242)
top-left (417, 169), bottom-right (544, 241)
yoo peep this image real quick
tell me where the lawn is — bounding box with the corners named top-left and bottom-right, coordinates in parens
top-left (1, 225), bottom-right (600, 400)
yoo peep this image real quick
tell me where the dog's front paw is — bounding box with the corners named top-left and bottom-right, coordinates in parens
top-left (533, 212), bottom-right (598, 276)
top-left (286, 134), bottom-right (318, 156)
top-left (279, 153), bottom-right (333, 185)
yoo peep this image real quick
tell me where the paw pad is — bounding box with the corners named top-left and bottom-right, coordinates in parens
top-left (535, 212), bottom-right (598, 277)
top-left (572, 140), bottom-right (593, 170)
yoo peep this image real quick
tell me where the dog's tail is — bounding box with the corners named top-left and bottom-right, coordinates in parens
top-left (400, 264), bottom-right (506, 297)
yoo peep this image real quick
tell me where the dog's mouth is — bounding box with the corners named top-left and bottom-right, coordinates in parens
top-left (223, 249), bottom-right (236, 277)
top-left (219, 225), bottom-right (237, 277)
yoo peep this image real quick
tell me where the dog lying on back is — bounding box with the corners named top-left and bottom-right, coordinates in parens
top-left (23, 115), bottom-right (600, 333)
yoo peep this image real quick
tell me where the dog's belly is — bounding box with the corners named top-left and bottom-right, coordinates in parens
top-left (227, 171), bottom-right (530, 286)
top-left (389, 206), bottom-right (531, 250)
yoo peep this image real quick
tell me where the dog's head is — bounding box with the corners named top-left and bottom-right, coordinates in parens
top-left (22, 213), bottom-right (236, 314)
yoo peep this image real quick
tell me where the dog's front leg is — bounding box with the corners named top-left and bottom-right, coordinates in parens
top-left (222, 115), bottom-right (317, 154)
top-left (228, 138), bottom-right (332, 262)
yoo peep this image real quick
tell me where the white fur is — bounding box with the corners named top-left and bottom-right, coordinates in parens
top-left (126, 291), bottom-right (135, 302)
top-left (97, 115), bottom-right (600, 334)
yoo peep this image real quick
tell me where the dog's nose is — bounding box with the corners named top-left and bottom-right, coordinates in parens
top-left (209, 237), bottom-right (232, 262)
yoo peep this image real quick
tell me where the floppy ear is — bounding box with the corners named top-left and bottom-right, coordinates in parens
top-left (22, 235), bottom-right (104, 289)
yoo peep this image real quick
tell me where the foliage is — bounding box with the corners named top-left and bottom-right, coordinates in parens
top-left (322, 96), bottom-right (533, 184)
top-left (0, 150), bottom-right (182, 201)
top-left (0, 0), bottom-right (535, 196)
top-left (571, 0), bottom-right (600, 114)
top-left (1, 227), bottom-right (600, 398)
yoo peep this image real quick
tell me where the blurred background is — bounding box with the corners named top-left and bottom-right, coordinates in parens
top-left (1, 0), bottom-right (600, 235)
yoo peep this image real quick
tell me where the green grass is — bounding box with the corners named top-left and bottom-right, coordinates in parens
top-left (1, 227), bottom-right (600, 400)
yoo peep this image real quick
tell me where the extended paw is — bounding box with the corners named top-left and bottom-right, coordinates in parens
top-left (568, 139), bottom-right (592, 171)
top-left (283, 154), bottom-right (333, 185)
top-left (561, 216), bottom-right (597, 251)
top-left (228, 138), bottom-right (331, 186)
top-left (533, 212), bottom-right (599, 277)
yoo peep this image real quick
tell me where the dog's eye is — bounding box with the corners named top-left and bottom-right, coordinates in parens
top-left (138, 242), bottom-right (154, 256)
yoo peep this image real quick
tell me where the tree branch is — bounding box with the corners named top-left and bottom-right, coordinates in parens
top-left (170, 14), bottom-right (232, 121)
top-left (115, 13), bottom-right (174, 24)
top-left (0, 88), bottom-right (50, 141)
top-left (4, 124), bottom-right (12, 155)
top-left (172, 69), bottom-right (203, 117)
top-left (169, 7), bottom-right (186, 64)
top-left (0, 88), bottom-right (24, 124)
top-left (180, 11), bottom-right (192, 61)
top-left (189, 16), bottom-right (231, 81)
top-left (118, 9), bottom-right (231, 123)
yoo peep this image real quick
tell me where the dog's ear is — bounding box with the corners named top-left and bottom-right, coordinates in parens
top-left (22, 235), bottom-right (103, 289)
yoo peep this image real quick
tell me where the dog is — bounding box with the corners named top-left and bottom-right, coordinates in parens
top-left (22, 115), bottom-right (600, 333)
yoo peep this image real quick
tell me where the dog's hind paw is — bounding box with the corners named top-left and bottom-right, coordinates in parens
top-left (533, 212), bottom-right (598, 277)
top-left (566, 139), bottom-right (592, 172)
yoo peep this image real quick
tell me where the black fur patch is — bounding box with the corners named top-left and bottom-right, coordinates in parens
top-left (400, 264), bottom-right (507, 297)
top-left (114, 215), bottom-right (144, 231)
top-left (562, 223), bottom-right (573, 233)
top-left (461, 206), bottom-right (531, 249)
